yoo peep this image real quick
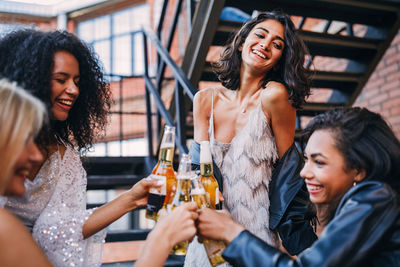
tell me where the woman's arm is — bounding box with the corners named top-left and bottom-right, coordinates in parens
top-left (200, 182), bottom-right (398, 267)
top-left (261, 82), bottom-right (296, 158)
top-left (82, 178), bottom-right (158, 238)
top-left (193, 88), bottom-right (213, 143)
top-left (134, 202), bottom-right (198, 267)
top-left (0, 209), bottom-right (53, 267)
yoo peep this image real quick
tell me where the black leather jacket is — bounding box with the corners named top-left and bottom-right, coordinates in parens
top-left (222, 181), bottom-right (400, 267)
top-left (189, 142), bottom-right (317, 255)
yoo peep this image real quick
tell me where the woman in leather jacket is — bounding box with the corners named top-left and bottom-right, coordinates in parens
top-left (197, 107), bottom-right (400, 266)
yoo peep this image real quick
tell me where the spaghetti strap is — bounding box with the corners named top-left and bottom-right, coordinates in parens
top-left (208, 89), bottom-right (215, 140)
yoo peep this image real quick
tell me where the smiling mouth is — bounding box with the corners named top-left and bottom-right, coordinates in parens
top-left (306, 184), bottom-right (323, 193)
top-left (57, 99), bottom-right (73, 106)
top-left (252, 49), bottom-right (266, 59)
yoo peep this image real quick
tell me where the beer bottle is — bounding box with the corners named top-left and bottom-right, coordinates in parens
top-left (190, 176), bottom-right (226, 266)
top-left (145, 125), bottom-right (176, 221)
top-left (200, 141), bottom-right (220, 209)
top-left (170, 153), bottom-right (192, 255)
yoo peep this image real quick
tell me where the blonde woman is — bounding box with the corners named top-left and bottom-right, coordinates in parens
top-left (0, 79), bottom-right (52, 266)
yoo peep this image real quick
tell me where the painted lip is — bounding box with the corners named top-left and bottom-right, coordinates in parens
top-left (306, 182), bottom-right (324, 194)
top-left (54, 98), bottom-right (75, 112)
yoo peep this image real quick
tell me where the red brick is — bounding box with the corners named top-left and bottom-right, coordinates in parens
top-left (383, 98), bottom-right (400, 109)
top-left (369, 93), bottom-right (389, 105)
top-left (381, 80), bottom-right (400, 92)
top-left (384, 45), bottom-right (398, 59)
top-left (388, 114), bottom-right (400, 125)
top-left (391, 106), bottom-right (400, 116)
top-left (364, 77), bottom-right (385, 90)
top-left (378, 63), bottom-right (398, 77)
top-left (385, 52), bottom-right (400, 66)
top-left (386, 71), bottom-right (400, 83)
top-left (389, 88), bottom-right (400, 98)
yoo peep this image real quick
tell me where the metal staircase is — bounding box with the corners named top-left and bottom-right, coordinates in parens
top-left (182, 0), bottom-right (400, 130)
top-left (87, 1), bottom-right (400, 265)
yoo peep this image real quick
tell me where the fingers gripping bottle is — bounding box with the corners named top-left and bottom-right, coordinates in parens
top-left (200, 141), bottom-right (220, 210)
top-left (170, 153), bottom-right (192, 255)
top-left (190, 176), bottom-right (226, 266)
top-left (145, 125), bottom-right (176, 221)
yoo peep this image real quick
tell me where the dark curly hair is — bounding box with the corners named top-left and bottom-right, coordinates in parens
top-left (0, 29), bottom-right (111, 150)
top-left (301, 107), bottom-right (400, 194)
top-left (213, 10), bottom-right (311, 109)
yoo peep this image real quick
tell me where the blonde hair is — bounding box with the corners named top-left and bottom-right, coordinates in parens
top-left (0, 79), bottom-right (46, 195)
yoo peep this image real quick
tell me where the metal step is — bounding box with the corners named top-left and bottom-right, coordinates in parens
top-left (106, 229), bottom-right (151, 242)
top-left (82, 156), bottom-right (149, 176)
top-left (87, 174), bottom-right (144, 190)
top-left (202, 61), bottom-right (362, 93)
top-left (225, 0), bottom-right (399, 27)
top-left (213, 21), bottom-right (380, 61)
top-left (298, 102), bottom-right (346, 117)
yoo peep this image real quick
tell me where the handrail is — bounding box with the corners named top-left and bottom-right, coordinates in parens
top-left (142, 27), bottom-right (197, 160)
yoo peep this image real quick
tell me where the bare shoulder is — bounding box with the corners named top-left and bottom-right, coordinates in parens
top-left (0, 208), bottom-right (26, 233)
top-left (261, 81), bottom-right (294, 113)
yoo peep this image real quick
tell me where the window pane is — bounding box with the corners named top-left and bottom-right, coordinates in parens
top-left (131, 4), bottom-right (149, 30)
top-left (94, 40), bottom-right (111, 74)
top-left (94, 16), bottom-right (110, 40)
top-left (113, 9), bottom-right (131, 35)
top-left (113, 35), bottom-right (132, 75)
top-left (133, 33), bottom-right (144, 75)
top-left (77, 20), bottom-right (93, 43)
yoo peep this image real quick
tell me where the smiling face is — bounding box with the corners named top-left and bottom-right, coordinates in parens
top-left (240, 19), bottom-right (285, 75)
top-left (300, 129), bottom-right (365, 205)
top-left (4, 137), bottom-right (43, 196)
top-left (50, 51), bottom-right (80, 121)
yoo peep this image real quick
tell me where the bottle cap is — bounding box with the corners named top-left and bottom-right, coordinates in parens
top-left (200, 141), bottom-right (212, 163)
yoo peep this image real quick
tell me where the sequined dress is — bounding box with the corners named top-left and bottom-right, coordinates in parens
top-left (184, 91), bottom-right (280, 267)
top-left (5, 146), bottom-right (106, 267)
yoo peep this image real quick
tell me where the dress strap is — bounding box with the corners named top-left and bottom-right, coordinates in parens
top-left (208, 89), bottom-right (215, 140)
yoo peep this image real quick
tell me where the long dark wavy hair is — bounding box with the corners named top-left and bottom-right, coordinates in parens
top-left (301, 107), bottom-right (400, 194)
top-left (0, 29), bottom-right (111, 150)
top-left (213, 10), bottom-right (311, 109)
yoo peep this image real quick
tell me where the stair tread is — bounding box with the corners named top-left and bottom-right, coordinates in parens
top-left (224, 0), bottom-right (399, 27)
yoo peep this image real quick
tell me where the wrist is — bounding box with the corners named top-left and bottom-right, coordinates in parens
top-left (223, 220), bottom-right (245, 243)
top-left (118, 190), bottom-right (138, 213)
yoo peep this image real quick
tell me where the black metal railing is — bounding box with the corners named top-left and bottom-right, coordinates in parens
top-left (142, 26), bottom-right (197, 163)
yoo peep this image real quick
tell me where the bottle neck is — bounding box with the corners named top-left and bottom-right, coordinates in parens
top-left (159, 147), bottom-right (174, 164)
top-left (200, 162), bottom-right (213, 177)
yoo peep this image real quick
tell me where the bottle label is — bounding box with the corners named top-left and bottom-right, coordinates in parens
top-left (146, 193), bottom-right (165, 212)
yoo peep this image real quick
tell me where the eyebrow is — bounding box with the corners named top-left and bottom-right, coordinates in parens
top-left (52, 72), bottom-right (80, 78)
top-left (310, 153), bottom-right (327, 159)
top-left (255, 27), bottom-right (285, 42)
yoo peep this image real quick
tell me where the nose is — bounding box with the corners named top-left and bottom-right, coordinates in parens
top-left (28, 141), bottom-right (43, 164)
top-left (66, 80), bottom-right (79, 97)
top-left (260, 37), bottom-right (273, 51)
top-left (300, 161), bottom-right (312, 180)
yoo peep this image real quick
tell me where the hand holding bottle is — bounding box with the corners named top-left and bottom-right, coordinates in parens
top-left (123, 178), bottom-right (161, 211)
top-left (197, 208), bottom-right (245, 244)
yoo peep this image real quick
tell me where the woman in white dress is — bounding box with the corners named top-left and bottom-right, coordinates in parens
top-left (186, 11), bottom-right (313, 266)
top-left (0, 78), bottom-right (52, 266)
top-left (0, 29), bottom-right (156, 267)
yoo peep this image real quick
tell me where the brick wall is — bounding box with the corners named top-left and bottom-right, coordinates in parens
top-left (355, 30), bottom-right (400, 139)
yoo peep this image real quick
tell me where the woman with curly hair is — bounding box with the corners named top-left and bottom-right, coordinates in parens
top-left (0, 29), bottom-right (156, 267)
top-left (185, 10), bottom-right (315, 266)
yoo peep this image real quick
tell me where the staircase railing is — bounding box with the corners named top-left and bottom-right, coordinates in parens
top-left (142, 26), bottom-right (197, 163)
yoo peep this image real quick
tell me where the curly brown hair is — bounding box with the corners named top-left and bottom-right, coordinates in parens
top-left (0, 29), bottom-right (111, 150)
